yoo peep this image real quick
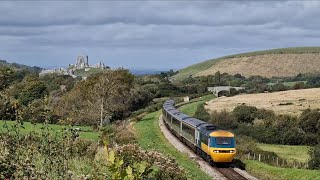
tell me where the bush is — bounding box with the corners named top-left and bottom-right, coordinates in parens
top-left (233, 104), bottom-right (258, 124)
top-left (299, 109), bottom-right (320, 134)
top-left (308, 144), bottom-right (320, 169)
top-left (209, 110), bottom-right (238, 129)
top-left (194, 104), bottom-right (210, 122)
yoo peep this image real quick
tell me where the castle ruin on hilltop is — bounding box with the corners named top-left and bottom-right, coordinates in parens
top-left (73, 55), bottom-right (107, 70)
top-left (39, 55), bottom-right (109, 77)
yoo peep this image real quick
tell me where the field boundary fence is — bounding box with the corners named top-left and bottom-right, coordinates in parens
top-left (238, 153), bottom-right (309, 169)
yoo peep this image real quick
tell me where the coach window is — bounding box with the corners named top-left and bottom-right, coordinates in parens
top-left (182, 123), bottom-right (195, 136)
top-left (172, 117), bottom-right (180, 127)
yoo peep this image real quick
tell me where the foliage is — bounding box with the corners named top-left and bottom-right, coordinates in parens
top-left (55, 69), bottom-right (134, 127)
top-left (308, 144), bottom-right (320, 169)
top-left (298, 109), bottom-right (320, 134)
top-left (233, 104), bottom-right (258, 124)
top-left (209, 110), bottom-right (239, 129)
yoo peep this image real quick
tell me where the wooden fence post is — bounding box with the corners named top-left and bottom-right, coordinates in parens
top-left (253, 153), bottom-right (256, 160)
top-left (259, 154), bottom-right (261, 162)
top-left (276, 157), bottom-right (279, 166)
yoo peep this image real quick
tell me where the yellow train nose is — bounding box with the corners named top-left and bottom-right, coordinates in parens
top-left (210, 149), bottom-right (236, 163)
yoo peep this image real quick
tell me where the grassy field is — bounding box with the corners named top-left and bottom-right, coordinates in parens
top-left (267, 81), bottom-right (307, 87)
top-left (258, 144), bottom-right (310, 163)
top-left (134, 111), bottom-right (211, 180)
top-left (0, 120), bottom-right (99, 140)
top-left (179, 94), bottom-right (214, 116)
top-left (174, 47), bottom-right (320, 80)
top-left (205, 88), bottom-right (320, 116)
top-left (245, 160), bottom-right (320, 180)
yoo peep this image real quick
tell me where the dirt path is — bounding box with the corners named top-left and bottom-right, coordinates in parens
top-left (159, 115), bottom-right (258, 180)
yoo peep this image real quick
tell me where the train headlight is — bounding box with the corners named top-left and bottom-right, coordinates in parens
top-left (230, 150), bottom-right (235, 153)
top-left (213, 150), bottom-right (219, 153)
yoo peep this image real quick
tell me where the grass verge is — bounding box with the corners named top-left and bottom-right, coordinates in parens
top-left (0, 120), bottom-right (99, 140)
top-left (245, 160), bottom-right (320, 180)
top-left (258, 143), bottom-right (310, 163)
top-left (134, 111), bottom-right (211, 180)
top-left (179, 94), bottom-right (214, 116)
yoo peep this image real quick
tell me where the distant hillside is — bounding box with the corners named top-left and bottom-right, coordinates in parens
top-left (174, 47), bottom-right (320, 80)
top-left (0, 59), bottom-right (42, 72)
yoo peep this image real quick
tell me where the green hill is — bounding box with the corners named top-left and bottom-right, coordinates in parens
top-left (174, 47), bottom-right (320, 80)
top-left (0, 59), bottom-right (42, 72)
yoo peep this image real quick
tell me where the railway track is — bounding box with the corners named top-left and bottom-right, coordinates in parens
top-left (214, 167), bottom-right (248, 180)
top-left (159, 114), bottom-right (256, 180)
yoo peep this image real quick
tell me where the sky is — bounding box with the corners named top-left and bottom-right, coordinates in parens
top-left (1, 1), bottom-right (320, 70)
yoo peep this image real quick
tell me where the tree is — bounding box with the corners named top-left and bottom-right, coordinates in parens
top-left (56, 69), bottom-right (134, 127)
top-left (0, 67), bottom-right (16, 91)
top-left (19, 80), bottom-right (48, 105)
top-left (233, 104), bottom-right (258, 124)
top-left (214, 71), bottom-right (221, 84)
top-left (84, 69), bottom-right (134, 128)
top-left (298, 109), bottom-right (320, 134)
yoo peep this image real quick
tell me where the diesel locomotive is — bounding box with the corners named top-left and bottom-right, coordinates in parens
top-left (162, 99), bottom-right (236, 163)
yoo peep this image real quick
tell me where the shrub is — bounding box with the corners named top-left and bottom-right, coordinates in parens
top-left (233, 104), bottom-right (258, 124)
top-left (254, 108), bottom-right (275, 120)
top-left (282, 127), bottom-right (305, 145)
top-left (209, 110), bottom-right (238, 129)
top-left (299, 109), bottom-right (320, 134)
top-left (194, 104), bottom-right (210, 122)
top-left (308, 144), bottom-right (320, 169)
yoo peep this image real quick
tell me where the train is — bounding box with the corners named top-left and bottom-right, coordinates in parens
top-left (162, 99), bottom-right (236, 164)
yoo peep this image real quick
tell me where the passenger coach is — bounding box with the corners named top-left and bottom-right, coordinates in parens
top-left (162, 99), bottom-right (236, 163)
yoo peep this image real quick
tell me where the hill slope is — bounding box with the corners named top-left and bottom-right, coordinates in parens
top-left (0, 59), bottom-right (42, 72)
top-left (205, 88), bottom-right (320, 116)
top-left (174, 47), bottom-right (320, 80)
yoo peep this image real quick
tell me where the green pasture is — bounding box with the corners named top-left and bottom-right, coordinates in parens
top-left (179, 94), bottom-right (214, 116)
top-left (258, 143), bottom-right (310, 163)
top-left (268, 81), bottom-right (307, 87)
top-left (245, 160), bottom-right (320, 180)
top-left (0, 120), bottom-right (99, 140)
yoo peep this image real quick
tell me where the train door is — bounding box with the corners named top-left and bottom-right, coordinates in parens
top-left (195, 129), bottom-right (200, 147)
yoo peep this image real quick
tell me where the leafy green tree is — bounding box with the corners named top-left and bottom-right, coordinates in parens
top-left (19, 80), bottom-right (48, 105)
top-left (299, 109), bottom-right (320, 134)
top-left (56, 69), bottom-right (134, 127)
top-left (214, 71), bottom-right (221, 84)
top-left (233, 104), bottom-right (258, 124)
top-left (0, 68), bottom-right (16, 91)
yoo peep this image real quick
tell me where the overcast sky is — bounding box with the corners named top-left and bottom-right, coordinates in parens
top-left (1, 1), bottom-right (320, 70)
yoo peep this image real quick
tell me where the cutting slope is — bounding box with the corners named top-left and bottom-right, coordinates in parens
top-left (174, 47), bottom-right (320, 80)
top-left (205, 88), bottom-right (320, 116)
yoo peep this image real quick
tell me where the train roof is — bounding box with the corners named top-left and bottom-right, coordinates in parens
top-left (167, 109), bottom-right (180, 115)
top-left (183, 117), bottom-right (205, 127)
top-left (174, 112), bottom-right (190, 121)
top-left (197, 123), bottom-right (221, 135)
top-left (163, 99), bottom-right (229, 136)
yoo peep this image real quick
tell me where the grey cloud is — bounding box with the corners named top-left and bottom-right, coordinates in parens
top-left (1, 1), bottom-right (320, 69)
